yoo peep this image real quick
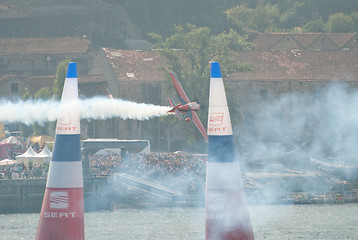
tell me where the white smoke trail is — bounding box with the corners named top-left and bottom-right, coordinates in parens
top-left (79, 97), bottom-right (171, 120)
top-left (0, 97), bottom-right (171, 125)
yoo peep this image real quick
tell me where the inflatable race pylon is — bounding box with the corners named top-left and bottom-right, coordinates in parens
top-left (205, 62), bottom-right (254, 240)
top-left (36, 62), bottom-right (84, 240)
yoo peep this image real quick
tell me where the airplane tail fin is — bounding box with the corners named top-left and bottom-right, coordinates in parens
top-left (168, 97), bottom-right (176, 109)
top-left (168, 98), bottom-right (183, 120)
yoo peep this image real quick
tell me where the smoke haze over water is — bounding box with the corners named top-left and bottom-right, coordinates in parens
top-left (0, 97), bottom-right (171, 125)
top-left (237, 83), bottom-right (358, 159)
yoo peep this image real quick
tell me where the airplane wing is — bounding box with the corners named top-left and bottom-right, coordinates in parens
top-left (168, 97), bottom-right (183, 120)
top-left (191, 111), bottom-right (208, 141)
top-left (170, 71), bottom-right (190, 105)
top-left (169, 71), bottom-right (208, 141)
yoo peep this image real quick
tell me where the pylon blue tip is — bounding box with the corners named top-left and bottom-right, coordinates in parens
top-left (66, 62), bottom-right (77, 78)
top-left (211, 62), bottom-right (221, 78)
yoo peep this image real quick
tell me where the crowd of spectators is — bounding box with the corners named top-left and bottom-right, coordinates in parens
top-left (89, 151), bottom-right (207, 190)
top-left (2, 149), bottom-right (208, 191)
top-left (89, 152), bottom-right (206, 177)
top-left (0, 136), bottom-right (49, 179)
top-left (89, 153), bottom-right (126, 175)
top-left (0, 163), bottom-right (46, 179)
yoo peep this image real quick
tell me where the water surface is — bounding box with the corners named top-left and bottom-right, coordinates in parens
top-left (1, 204), bottom-right (357, 239)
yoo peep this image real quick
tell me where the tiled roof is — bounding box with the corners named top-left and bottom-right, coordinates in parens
top-left (230, 50), bottom-right (358, 81)
top-left (251, 33), bottom-right (286, 50)
top-left (289, 33), bottom-right (321, 48)
top-left (325, 33), bottom-right (356, 48)
top-left (103, 48), bottom-right (168, 82)
top-left (0, 37), bottom-right (90, 54)
top-left (104, 47), bottom-right (358, 83)
top-left (78, 75), bottom-right (110, 97)
top-left (78, 75), bottom-right (105, 84)
top-left (0, 75), bottom-right (27, 84)
top-left (251, 33), bottom-right (357, 50)
top-left (26, 76), bottom-right (54, 89)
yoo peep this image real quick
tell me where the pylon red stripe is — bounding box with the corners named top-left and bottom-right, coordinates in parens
top-left (36, 188), bottom-right (84, 240)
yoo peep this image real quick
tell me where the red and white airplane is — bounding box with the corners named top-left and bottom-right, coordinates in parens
top-left (168, 71), bottom-right (208, 141)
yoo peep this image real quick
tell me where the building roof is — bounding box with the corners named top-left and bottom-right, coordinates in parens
top-left (26, 76), bottom-right (54, 89)
top-left (103, 48), bottom-right (168, 82)
top-left (102, 46), bottom-right (358, 83)
top-left (0, 75), bottom-right (27, 84)
top-left (326, 33), bottom-right (356, 48)
top-left (79, 75), bottom-right (106, 84)
top-left (230, 50), bottom-right (358, 81)
top-left (0, 37), bottom-right (90, 54)
top-left (251, 33), bottom-right (357, 51)
top-left (78, 75), bottom-right (110, 97)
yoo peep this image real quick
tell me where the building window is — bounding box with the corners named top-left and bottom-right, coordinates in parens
top-left (11, 82), bottom-right (19, 94)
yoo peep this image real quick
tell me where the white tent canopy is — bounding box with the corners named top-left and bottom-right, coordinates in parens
top-left (16, 146), bottom-right (41, 167)
top-left (16, 145), bottom-right (37, 158)
top-left (0, 159), bottom-right (18, 166)
top-left (1, 136), bottom-right (23, 146)
top-left (37, 145), bottom-right (52, 163)
top-left (16, 145), bottom-right (53, 167)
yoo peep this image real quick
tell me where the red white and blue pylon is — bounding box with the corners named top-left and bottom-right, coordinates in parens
top-left (36, 62), bottom-right (84, 240)
top-left (205, 62), bottom-right (254, 240)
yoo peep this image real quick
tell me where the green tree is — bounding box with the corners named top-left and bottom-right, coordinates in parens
top-left (149, 24), bottom-right (252, 147)
top-left (106, 0), bottom-right (358, 36)
top-left (22, 91), bottom-right (32, 101)
top-left (226, 5), bottom-right (254, 33)
top-left (226, 1), bottom-right (280, 33)
top-left (328, 12), bottom-right (354, 33)
top-left (303, 18), bottom-right (327, 32)
top-left (34, 87), bottom-right (52, 100)
top-left (253, 0), bottom-right (280, 32)
top-left (53, 58), bottom-right (71, 99)
top-left (20, 59), bottom-right (70, 137)
top-left (350, 11), bottom-right (358, 32)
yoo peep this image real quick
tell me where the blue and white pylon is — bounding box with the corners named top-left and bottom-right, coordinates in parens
top-left (36, 62), bottom-right (84, 240)
top-left (205, 62), bottom-right (254, 239)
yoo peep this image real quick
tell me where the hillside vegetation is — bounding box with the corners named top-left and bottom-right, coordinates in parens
top-left (104, 0), bottom-right (358, 37)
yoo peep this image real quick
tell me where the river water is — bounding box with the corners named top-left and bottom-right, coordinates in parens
top-left (1, 204), bottom-right (357, 240)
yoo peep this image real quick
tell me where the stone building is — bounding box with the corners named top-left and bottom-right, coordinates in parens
top-left (1, 33), bottom-right (358, 152)
top-left (230, 33), bottom-right (358, 157)
top-left (87, 48), bottom-right (172, 151)
top-left (0, 37), bottom-right (102, 98)
top-left (229, 49), bottom-right (358, 142)
top-left (0, 37), bottom-right (111, 142)
top-left (93, 33), bottom-right (358, 151)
